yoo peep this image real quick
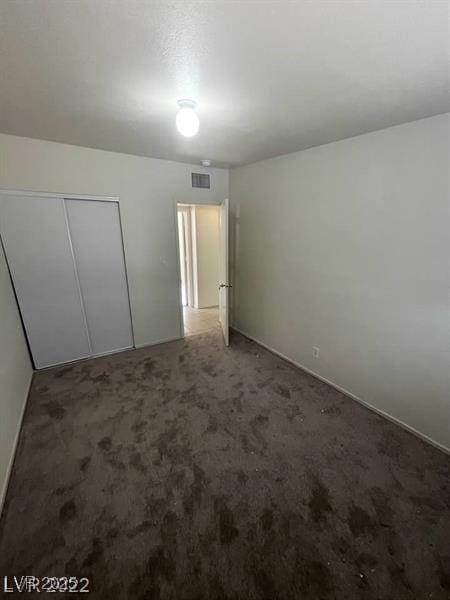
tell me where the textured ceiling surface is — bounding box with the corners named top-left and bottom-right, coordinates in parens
top-left (0, 1), bottom-right (448, 167)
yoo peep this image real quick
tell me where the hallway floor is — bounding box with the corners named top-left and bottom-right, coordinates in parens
top-left (183, 305), bottom-right (219, 336)
top-left (0, 329), bottom-right (449, 599)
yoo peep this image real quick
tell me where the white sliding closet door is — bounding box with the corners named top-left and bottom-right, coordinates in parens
top-left (65, 200), bottom-right (133, 356)
top-left (0, 194), bottom-right (91, 368)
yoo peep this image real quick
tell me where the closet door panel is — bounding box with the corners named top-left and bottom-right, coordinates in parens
top-left (65, 200), bottom-right (133, 356)
top-left (0, 195), bottom-right (92, 368)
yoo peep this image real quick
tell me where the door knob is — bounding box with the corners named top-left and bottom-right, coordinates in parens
top-left (219, 283), bottom-right (232, 288)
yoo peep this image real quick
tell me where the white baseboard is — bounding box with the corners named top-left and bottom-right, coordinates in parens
top-left (231, 326), bottom-right (449, 455)
top-left (92, 345), bottom-right (134, 359)
top-left (0, 373), bottom-right (33, 517)
top-left (135, 335), bottom-right (183, 350)
top-left (39, 345), bottom-right (135, 371)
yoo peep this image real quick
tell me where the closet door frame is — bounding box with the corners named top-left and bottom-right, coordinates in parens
top-left (0, 189), bottom-right (136, 367)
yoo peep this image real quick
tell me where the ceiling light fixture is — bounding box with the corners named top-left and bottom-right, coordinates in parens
top-left (176, 99), bottom-right (199, 137)
top-left (201, 159), bottom-right (211, 167)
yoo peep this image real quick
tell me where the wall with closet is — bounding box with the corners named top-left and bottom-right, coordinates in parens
top-left (0, 133), bottom-right (229, 347)
top-left (0, 132), bottom-right (228, 512)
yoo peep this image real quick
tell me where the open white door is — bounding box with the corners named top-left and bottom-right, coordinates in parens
top-left (218, 198), bottom-right (230, 346)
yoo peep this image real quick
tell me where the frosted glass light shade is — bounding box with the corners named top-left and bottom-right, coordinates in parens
top-left (176, 100), bottom-right (199, 137)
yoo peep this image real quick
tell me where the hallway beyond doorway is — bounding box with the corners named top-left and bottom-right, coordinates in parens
top-left (183, 306), bottom-right (219, 336)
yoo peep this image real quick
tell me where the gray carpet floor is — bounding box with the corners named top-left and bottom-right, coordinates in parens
top-left (0, 329), bottom-right (449, 599)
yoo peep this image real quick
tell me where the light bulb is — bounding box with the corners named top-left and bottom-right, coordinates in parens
top-left (176, 99), bottom-right (199, 137)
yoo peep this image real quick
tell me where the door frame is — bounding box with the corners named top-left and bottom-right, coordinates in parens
top-left (0, 189), bottom-right (136, 367)
top-left (173, 199), bottom-right (224, 338)
top-left (177, 205), bottom-right (195, 308)
top-left (218, 197), bottom-right (230, 346)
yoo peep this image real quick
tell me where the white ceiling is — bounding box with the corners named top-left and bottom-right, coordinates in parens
top-left (0, 1), bottom-right (448, 168)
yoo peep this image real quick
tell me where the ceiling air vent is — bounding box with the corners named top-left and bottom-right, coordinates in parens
top-left (192, 173), bottom-right (210, 189)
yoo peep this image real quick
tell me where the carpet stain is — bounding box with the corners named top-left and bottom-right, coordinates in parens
top-left (54, 366), bottom-right (74, 378)
top-left (143, 358), bottom-right (156, 374)
top-left (79, 456), bottom-right (91, 472)
top-left (216, 497), bottom-right (239, 544)
top-left (254, 568), bottom-right (276, 600)
top-left (147, 546), bottom-right (176, 583)
top-left (59, 499), bottom-right (77, 522)
top-left (43, 400), bottom-right (66, 420)
top-left (348, 504), bottom-right (377, 538)
top-left (82, 537), bottom-right (104, 568)
top-left (276, 383), bottom-right (291, 399)
top-left (308, 476), bottom-right (333, 523)
top-left (98, 436), bottom-right (112, 451)
top-left (129, 451), bottom-right (147, 473)
top-left (299, 559), bottom-right (332, 596)
top-left (127, 520), bottom-right (153, 538)
top-left (260, 508), bottom-right (274, 532)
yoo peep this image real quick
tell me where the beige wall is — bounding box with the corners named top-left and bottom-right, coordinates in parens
top-left (230, 114), bottom-right (449, 451)
top-left (0, 243), bottom-right (33, 511)
top-left (194, 205), bottom-right (220, 308)
top-left (0, 134), bottom-right (229, 347)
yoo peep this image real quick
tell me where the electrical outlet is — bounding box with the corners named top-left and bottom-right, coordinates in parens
top-left (312, 346), bottom-right (320, 358)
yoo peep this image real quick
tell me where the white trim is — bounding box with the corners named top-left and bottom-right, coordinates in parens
top-left (173, 202), bottom-right (185, 338)
top-left (0, 373), bottom-right (33, 517)
top-left (41, 336), bottom-right (182, 365)
top-left (37, 345), bottom-right (136, 371)
top-left (0, 189), bottom-right (119, 203)
top-left (184, 208), bottom-right (195, 307)
top-left (191, 206), bottom-right (199, 309)
top-left (91, 345), bottom-right (134, 359)
top-left (38, 353), bottom-right (94, 370)
top-left (135, 335), bottom-right (182, 349)
top-left (174, 199), bottom-right (225, 337)
top-left (231, 326), bottom-right (450, 455)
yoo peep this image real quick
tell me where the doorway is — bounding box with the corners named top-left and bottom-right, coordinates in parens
top-left (176, 202), bottom-right (229, 341)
